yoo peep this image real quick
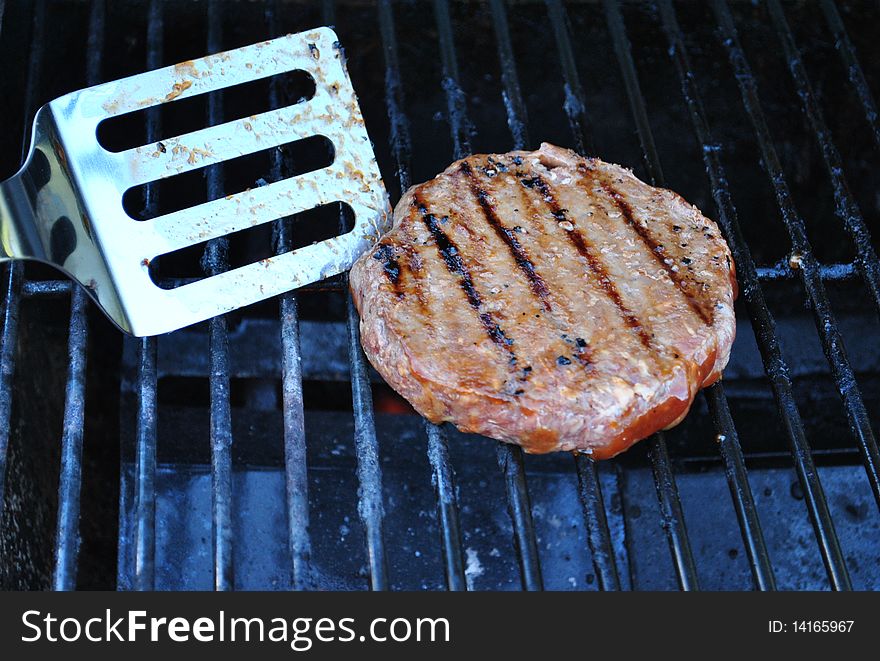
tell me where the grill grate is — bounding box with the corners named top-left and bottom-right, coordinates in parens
top-left (131, 0), bottom-right (162, 593)
top-left (614, 0), bottom-right (777, 590)
top-left (0, 0), bottom-right (879, 591)
top-left (270, 2), bottom-right (314, 592)
top-left (818, 0), bottom-right (880, 150)
top-left (658, 0), bottom-right (851, 587)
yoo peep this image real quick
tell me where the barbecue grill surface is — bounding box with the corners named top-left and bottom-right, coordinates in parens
top-left (0, 0), bottom-right (879, 591)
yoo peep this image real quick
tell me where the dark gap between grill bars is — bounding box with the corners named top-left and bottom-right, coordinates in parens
top-left (122, 134), bottom-right (334, 222)
top-left (146, 202), bottom-right (354, 289)
top-left (96, 69), bottom-right (316, 153)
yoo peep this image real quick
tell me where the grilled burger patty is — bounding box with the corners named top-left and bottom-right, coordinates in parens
top-left (350, 143), bottom-right (737, 458)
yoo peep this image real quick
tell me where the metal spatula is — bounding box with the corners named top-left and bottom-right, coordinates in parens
top-left (0, 28), bottom-right (390, 336)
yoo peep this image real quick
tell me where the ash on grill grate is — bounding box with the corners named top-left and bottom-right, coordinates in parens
top-left (2, 0), bottom-right (880, 591)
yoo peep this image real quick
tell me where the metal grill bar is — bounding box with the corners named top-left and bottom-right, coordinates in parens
top-left (275, 168), bottom-right (312, 591)
top-left (204, 0), bottom-right (234, 592)
top-left (461, 0), bottom-right (544, 591)
top-left (819, 0), bottom-right (880, 150)
top-left (541, 0), bottom-right (621, 591)
top-left (0, 262), bottom-right (21, 509)
top-left (425, 0), bottom-right (492, 590)
top-left (266, 0), bottom-right (313, 591)
top-left (349, 2), bottom-right (394, 589)
top-left (375, 0), bottom-right (467, 592)
top-left (433, 0), bottom-right (472, 159)
top-left (545, 0), bottom-right (592, 155)
top-left (712, 0), bottom-right (880, 515)
top-left (767, 0), bottom-right (880, 321)
top-left (346, 293), bottom-right (389, 590)
top-left (131, 0), bottom-right (162, 593)
top-left (322, 0), bottom-right (391, 592)
top-left (52, 283), bottom-right (90, 591)
top-left (427, 0), bottom-right (481, 591)
top-left (647, 434), bottom-right (699, 590)
top-left (17, 262), bottom-right (859, 302)
top-left (24, 0), bottom-right (96, 594)
top-left (489, 0), bottom-right (530, 149)
top-left (656, 0), bottom-right (851, 590)
top-left (322, 0), bottom-right (335, 26)
top-left (495, 443), bottom-right (542, 590)
top-left (604, 0), bottom-right (770, 591)
top-left (599, 0), bottom-right (699, 590)
top-left (133, 336), bottom-right (157, 590)
top-left (757, 262), bottom-right (857, 282)
top-left (22, 280), bottom-right (72, 297)
top-left (602, 0), bottom-right (663, 184)
top-left (51, 0), bottom-right (104, 591)
top-left (574, 455), bottom-right (620, 590)
top-left (425, 422), bottom-right (466, 591)
top-left (705, 385), bottom-right (776, 590)
top-left (378, 0), bottom-right (411, 194)
top-left (328, 0), bottom-right (392, 592)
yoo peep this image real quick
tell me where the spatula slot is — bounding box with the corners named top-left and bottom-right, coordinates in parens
top-left (96, 69), bottom-right (316, 153)
top-left (149, 202), bottom-right (355, 289)
top-left (122, 135), bottom-right (334, 221)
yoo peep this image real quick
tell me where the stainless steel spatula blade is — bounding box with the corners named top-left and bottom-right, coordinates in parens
top-left (0, 28), bottom-right (390, 336)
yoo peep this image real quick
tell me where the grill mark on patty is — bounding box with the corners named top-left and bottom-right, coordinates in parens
top-left (372, 242), bottom-right (402, 295)
top-left (524, 174), bottom-right (655, 352)
top-left (503, 172), bottom-right (596, 370)
top-left (413, 194), bottom-right (517, 361)
top-left (593, 177), bottom-right (714, 326)
top-left (397, 222), bottom-right (430, 313)
top-left (573, 336), bottom-right (594, 364)
top-left (459, 161), bottom-right (552, 312)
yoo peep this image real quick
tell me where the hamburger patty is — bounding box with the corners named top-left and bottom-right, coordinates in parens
top-left (349, 143), bottom-right (737, 458)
